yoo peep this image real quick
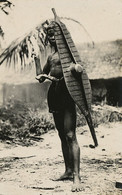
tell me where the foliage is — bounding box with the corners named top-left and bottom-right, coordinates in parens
top-left (0, 0), bottom-right (14, 15)
top-left (0, 100), bottom-right (55, 145)
top-left (0, 26), bottom-right (4, 37)
top-left (0, 100), bottom-right (121, 145)
top-left (0, 20), bottom-right (49, 70)
top-left (76, 105), bottom-right (122, 128)
top-left (0, 120), bottom-right (12, 140)
top-left (28, 108), bottom-right (55, 135)
top-left (0, 8), bottom-right (93, 72)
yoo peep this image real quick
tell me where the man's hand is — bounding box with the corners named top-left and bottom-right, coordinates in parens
top-left (36, 74), bottom-right (59, 82)
top-left (70, 63), bottom-right (83, 73)
top-left (75, 64), bottom-right (83, 73)
top-left (35, 74), bottom-right (46, 83)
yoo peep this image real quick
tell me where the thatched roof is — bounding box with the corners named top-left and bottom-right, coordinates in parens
top-left (78, 40), bottom-right (122, 80)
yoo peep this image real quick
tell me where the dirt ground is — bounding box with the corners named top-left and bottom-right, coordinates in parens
top-left (0, 122), bottom-right (122, 195)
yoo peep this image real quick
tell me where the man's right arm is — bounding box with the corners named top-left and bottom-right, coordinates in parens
top-left (42, 55), bottom-right (51, 75)
top-left (35, 55), bottom-right (51, 83)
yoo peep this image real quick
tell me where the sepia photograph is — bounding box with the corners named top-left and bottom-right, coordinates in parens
top-left (0, 0), bottom-right (122, 194)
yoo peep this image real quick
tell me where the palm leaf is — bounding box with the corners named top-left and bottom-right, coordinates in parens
top-left (0, 22), bottom-right (50, 71)
top-left (0, 16), bottom-right (93, 72)
top-left (0, 0), bottom-right (14, 15)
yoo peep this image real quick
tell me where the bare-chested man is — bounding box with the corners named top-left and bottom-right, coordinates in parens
top-left (35, 24), bottom-right (83, 192)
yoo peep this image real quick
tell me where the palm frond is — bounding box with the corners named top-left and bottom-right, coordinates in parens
top-left (0, 26), bottom-right (4, 37)
top-left (0, 16), bottom-right (93, 72)
top-left (0, 0), bottom-right (14, 15)
top-left (0, 21), bottom-right (51, 71)
top-left (61, 17), bottom-right (94, 46)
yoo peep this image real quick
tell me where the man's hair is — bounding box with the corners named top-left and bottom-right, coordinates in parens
top-left (43, 21), bottom-right (56, 46)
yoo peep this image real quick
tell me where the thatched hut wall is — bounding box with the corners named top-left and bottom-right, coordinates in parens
top-left (78, 40), bottom-right (122, 106)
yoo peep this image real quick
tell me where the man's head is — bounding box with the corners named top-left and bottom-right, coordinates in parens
top-left (46, 22), bottom-right (57, 48)
top-left (43, 21), bottom-right (56, 47)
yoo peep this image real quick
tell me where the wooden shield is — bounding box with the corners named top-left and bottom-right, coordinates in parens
top-left (52, 8), bottom-right (98, 147)
top-left (54, 21), bottom-right (92, 116)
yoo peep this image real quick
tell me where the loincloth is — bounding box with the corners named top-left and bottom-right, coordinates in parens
top-left (47, 78), bottom-right (75, 113)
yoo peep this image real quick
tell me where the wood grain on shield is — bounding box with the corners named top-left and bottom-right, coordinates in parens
top-left (54, 22), bottom-right (92, 114)
top-left (52, 8), bottom-right (98, 146)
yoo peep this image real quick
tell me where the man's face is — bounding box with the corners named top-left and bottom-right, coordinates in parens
top-left (47, 27), bottom-right (56, 46)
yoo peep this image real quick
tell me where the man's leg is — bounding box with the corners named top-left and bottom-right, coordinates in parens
top-left (53, 112), bottom-right (73, 179)
top-left (64, 106), bottom-right (83, 192)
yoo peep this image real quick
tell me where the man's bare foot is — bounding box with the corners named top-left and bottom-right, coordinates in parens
top-left (71, 182), bottom-right (84, 192)
top-left (53, 171), bottom-right (73, 181)
top-left (71, 174), bottom-right (84, 192)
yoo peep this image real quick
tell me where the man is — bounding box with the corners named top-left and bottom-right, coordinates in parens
top-left (35, 23), bottom-right (83, 192)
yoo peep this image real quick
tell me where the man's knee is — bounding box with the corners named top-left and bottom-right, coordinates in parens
top-left (58, 131), bottom-right (66, 141)
top-left (66, 131), bottom-right (76, 142)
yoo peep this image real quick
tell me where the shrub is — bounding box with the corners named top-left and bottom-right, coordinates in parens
top-left (0, 100), bottom-right (54, 144)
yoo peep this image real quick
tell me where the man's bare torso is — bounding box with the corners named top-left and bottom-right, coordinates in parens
top-left (49, 52), bottom-right (63, 79)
